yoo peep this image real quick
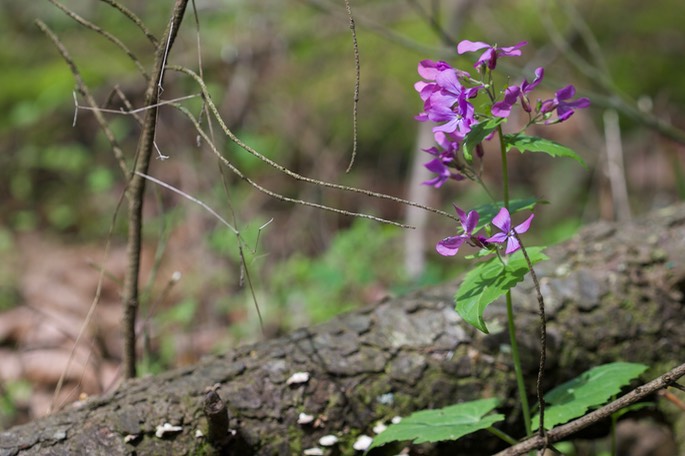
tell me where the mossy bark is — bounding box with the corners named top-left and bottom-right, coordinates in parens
top-left (1, 205), bottom-right (685, 455)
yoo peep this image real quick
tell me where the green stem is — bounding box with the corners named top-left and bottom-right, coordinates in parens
top-left (610, 409), bottom-right (618, 455)
top-left (498, 124), bottom-right (509, 208)
top-left (497, 123), bottom-right (531, 436)
top-left (487, 426), bottom-right (518, 446)
top-left (506, 289), bottom-right (532, 436)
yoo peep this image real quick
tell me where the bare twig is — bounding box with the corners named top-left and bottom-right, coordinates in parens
top-left (75, 93), bottom-right (201, 116)
top-left (97, 0), bottom-right (159, 46)
top-left (513, 234), bottom-right (548, 443)
top-left (122, 0), bottom-right (190, 379)
top-left (136, 172), bottom-right (238, 235)
top-left (47, 0), bottom-right (150, 80)
top-left (495, 362), bottom-right (685, 456)
top-left (343, 0), bottom-right (360, 173)
top-left (168, 65), bottom-right (459, 224)
top-left (173, 103), bottom-right (413, 228)
top-left (36, 20), bottom-right (129, 176)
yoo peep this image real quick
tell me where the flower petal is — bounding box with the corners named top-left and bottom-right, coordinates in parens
top-left (436, 236), bottom-right (466, 256)
top-left (485, 232), bottom-right (507, 245)
top-left (513, 214), bottom-right (535, 235)
top-left (457, 40), bottom-right (490, 54)
top-left (555, 84), bottom-right (576, 100)
top-left (463, 210), bottom-right (479, 234)
top-left (505, 236), bottom-right (521, 254)
top-left (498, 41), bottom-right (527, 56)
top-left (491, 207), bottom-right (511, 232)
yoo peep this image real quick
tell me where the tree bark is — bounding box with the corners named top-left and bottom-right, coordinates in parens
top-left (2, 205), bottom-right (685, 455)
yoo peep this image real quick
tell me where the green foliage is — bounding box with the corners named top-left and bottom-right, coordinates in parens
top-left (369, 398), bottom-right (504, 449)
top-left (0, 380), bottom-right (31, 428)
top-left (269, 220), bottom-right (405, 326)
top-left (532, 362), bottom-right (648, 430)
top-left (158, 297), bottom-right (200, 328)
top-left (504, 134), bottom-right (587, 168)
top-left (455, 247), bottom-right (547, 333)
top-left (0, 229), bottom-right (20, 311)
top-left (463, 117), bottom-right (505, 163)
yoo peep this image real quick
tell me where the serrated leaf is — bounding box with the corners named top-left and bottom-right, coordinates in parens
top-left (471, 198), bottom-right (543, 232)
top-left (504, 134), bottom-right (586, 167)
top-left (455, 247), bottom-right (547, 333)
top-left (532, 362), bottom-right (648, 430)
top-left (463, 117), bottom-right (504, 163)
top-left (369, 398), bottom-right (504, 449)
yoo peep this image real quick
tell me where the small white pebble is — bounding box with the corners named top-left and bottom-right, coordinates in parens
top-left (297, 412), bottom-right (315, 424)
top-left (391, 416), bottom-right (402, 424)
top-left (376, 392), bottom-right (394, 405)
top-left (318, 434), bottom-right (339, 446)
top-left (373, 422), bottom-right (387, 434)
top-left (286, 371), bottom-right (310, 385)
top-left (155, 423), bottom-right (183, 438)
top-left (303, 448), bottom-right (324, 456)
top-left (353, 434), bottom-right (374, 451)
top-left (194, 429), bottom-right (204, 438)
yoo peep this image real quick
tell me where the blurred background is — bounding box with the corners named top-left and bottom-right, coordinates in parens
top-left (1, 0), bottom-right (684, 429)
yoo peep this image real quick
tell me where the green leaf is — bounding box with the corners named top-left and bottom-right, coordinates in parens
top-left (455, 247), bottom-right (547, 333)
top-left (471, 198), bottom-right (543, 232)
top-left (504, 134), bottom-right (586, 167)
top-left (369, 398), bottom-right (504, 449)
top-left (463, 117), bottom-right (504, 163)
top-left (532, 362), bottom-right (648, 430)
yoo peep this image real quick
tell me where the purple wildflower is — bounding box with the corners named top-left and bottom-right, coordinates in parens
top-left (457, 40), bottom-right (527, 70)
top-left (485, 208), bottom-right (534, 254)
top-left (417, 59), bottom-right (454, 80)
top-left (540, 84), bottom-right (591, 123)
top-left (429, 92), bottom-right (476, 140)
top-left (423, 158), bottom-right (464, 188)
top-left (415, 60), bottom-right (480, 143)
top-left (492, 67), bottom-right (544, 118)
top-left (436, 206), bottom-right (480, 256)
top-left (491, 86), bottom-right (522, 118)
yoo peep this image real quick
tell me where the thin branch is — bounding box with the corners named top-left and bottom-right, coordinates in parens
top-left (513, 234), bottom-right (548, 442)
top-left (495, 362), bottom-right (685, 456)
top-left (122, 0), bottom-right (190, 379)
top-left (343, 0), bottom-right (360, 173)
top-left (97, 0), bottom-right (159, 47)
top-left (168, 64), bottom-right (459, 224)
top-left (104, 86), bottom-right (143, 126)
top-left (35, 20), bottom-right (130, 177)
top-left (47, 0), bottom-right (150, 80)
top-left (135, 172), bottom-right (238, 235)
top-left (173, 104), bottom-right (414, 228)
top-left (76, 93), bottom-right (201, 116)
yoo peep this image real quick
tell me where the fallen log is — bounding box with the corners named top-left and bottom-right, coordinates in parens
top-left (1, 204), bottom-right (684, 455)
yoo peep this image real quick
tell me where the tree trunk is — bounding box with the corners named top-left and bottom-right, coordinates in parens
top-left (2, 205), bottom-right (685, 455)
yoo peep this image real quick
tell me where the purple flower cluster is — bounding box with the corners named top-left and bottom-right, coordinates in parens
top-left (414, 60), bottom-right (479, 187)
top-left (415, 40), bottom-right (590, 188)
top-left (436, 207), bottom-right (534, 256)
top-left (491, 68), bottom-right (590, 124)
